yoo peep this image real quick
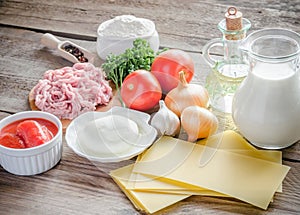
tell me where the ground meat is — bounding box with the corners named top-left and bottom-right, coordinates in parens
top-left (33, 63), bottom-right (113, 120)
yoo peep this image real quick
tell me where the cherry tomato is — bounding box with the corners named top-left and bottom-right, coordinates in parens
top-left (121, 70), bottom-right (162, 111)
top-left (151, 49), bottom-right (194, 93)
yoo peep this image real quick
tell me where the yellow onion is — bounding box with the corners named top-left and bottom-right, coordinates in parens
top-left (181, 106), bottom-right (218, 142)
top-left (164, 71), bottom-right (209, 117)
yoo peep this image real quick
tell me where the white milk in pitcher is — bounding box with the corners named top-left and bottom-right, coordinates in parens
top-left (232, 61), bottom-right (300, 149)
top-left (253, 62), bottom-right (295, 80)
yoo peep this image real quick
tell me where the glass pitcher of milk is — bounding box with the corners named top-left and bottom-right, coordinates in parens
top-left (232, 28), bottom-right (300, 149)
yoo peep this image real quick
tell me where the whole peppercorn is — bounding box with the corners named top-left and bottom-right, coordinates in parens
top-left (62, 44), bottom-right (88, 63)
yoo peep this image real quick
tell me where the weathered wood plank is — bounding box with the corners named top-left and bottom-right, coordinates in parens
top-left (0, 0), bottom-right (299, 52)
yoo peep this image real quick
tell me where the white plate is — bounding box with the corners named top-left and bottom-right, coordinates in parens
top-left (65, 106), bottom-right (157, 162)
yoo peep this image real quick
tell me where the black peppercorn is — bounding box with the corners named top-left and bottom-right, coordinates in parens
top-left (62, 44), bottom-right (89, 63)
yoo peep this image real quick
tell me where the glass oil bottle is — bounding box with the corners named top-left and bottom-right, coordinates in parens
top-left (202, 7), bottom-right (251, 129)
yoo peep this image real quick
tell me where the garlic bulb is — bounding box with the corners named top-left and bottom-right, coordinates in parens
top-left (150, 100), bottom-right (180, 136)
top-left (165, 71), bottom-right (209, 117)
top-left (181, 106), bottom-right (218, 142)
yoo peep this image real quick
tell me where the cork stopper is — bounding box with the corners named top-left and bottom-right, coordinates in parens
top-left (225, 7), bottom-right (242, 30)
top-left (225, 7), bottom-right (244, 40)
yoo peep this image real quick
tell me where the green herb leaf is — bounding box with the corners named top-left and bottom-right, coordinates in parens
top-left (101, 39), bottom-right (166, 89)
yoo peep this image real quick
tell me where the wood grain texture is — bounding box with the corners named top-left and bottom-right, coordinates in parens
top-left (0, 0), bottom-right (299, 51)
top-left (0, 0), bottom-right (300, 214)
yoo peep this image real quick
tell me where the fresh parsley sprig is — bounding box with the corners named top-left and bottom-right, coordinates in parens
top-left (102, 39), bottom-right (164, 89)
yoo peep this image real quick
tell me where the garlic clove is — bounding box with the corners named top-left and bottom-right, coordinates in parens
top-left (150, 100), bottom-right (180, 136)
top-left (150, 110), bottom-right (167, 136)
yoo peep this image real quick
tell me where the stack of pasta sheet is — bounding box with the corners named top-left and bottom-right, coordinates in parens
top-left (110, 131), bottom-right (290, 214)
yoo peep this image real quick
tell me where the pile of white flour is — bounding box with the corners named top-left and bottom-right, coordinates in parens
top-left (99, 15), bottom-right (153, 38)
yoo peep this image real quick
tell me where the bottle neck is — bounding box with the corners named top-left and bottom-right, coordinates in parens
top-left (217, 18), bottom-right (251, 65)
top-left (223, 38), bottom-right (244, 65)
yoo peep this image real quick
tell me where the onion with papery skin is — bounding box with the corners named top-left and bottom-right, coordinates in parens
top-left (181, 106), bottom-right (218, 142)
top-left (164, 71), bottom-right (209, 117)
top-left (150, 100), bottom-right (180, 136)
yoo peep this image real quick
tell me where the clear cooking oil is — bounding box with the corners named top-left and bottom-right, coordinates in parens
top-left (206, 63), bottom-right (248, 131)
top-left (206, 62), bottom-right (248, 114)
top-left (202, 6), bottom-right (251, 130)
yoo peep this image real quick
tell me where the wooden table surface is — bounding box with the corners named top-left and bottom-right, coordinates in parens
top-left (0, 0), bottom-right (299, 214)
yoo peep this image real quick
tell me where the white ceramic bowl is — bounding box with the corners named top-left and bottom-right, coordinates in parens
top-left (96, 15), bottom-right (160, 60)
top-left (0, 111), bottom-right (63, 176)
top-left (65, 106), bottom-right (157, 162)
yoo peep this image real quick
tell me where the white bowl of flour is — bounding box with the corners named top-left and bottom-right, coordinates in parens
top-left (96, 15), bottom-right (159, 60)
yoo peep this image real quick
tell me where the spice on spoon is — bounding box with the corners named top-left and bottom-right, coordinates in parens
top-left (62, 44), bottom-right (88, 63)
top-left (41, 33), bottom-right (95, 63)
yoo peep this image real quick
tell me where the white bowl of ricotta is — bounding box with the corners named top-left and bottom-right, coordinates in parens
top-left (96, 15), bottom-right (159, 60)
top-left (65, 106), bottom-right (157, 162)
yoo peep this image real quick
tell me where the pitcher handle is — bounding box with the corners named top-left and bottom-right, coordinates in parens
top-left (202, 38), bottom-right (223, 67)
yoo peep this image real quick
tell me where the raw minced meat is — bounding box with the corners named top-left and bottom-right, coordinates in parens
top-left (33, 63), bottom-right (113, 120)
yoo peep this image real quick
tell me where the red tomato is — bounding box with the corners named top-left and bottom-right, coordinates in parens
top-left (16, 120), bottom-right (53, 148)
top-left (151, 49), bottom-right (194, 93)
top-left (0, 133), bottom-right (25, 149)
top-left (121, 70), bottom-right (162, 111)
